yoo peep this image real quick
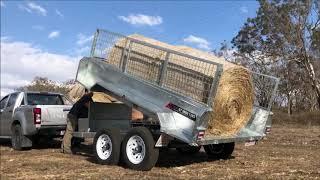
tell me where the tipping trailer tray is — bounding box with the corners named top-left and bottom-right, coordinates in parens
top-left (76, 57), bottom-right (277, 145)
top-left (75, 29), bottom-right (279, 145)
top-left (72, 29), bottom-right (279, 171)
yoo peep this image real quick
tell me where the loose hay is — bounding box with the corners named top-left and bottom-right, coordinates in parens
top-left (68, 83), bottom-right (144, 121)
top-left (107, 34), bottom-right (254, 136)
top-left (68, 83), bottom-right (116, 103)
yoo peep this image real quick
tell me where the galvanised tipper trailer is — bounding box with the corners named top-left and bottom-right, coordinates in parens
top-left (72, 29), bottom-right (279, 171)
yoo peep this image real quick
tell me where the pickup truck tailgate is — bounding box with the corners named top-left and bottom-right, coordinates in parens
top-left (40, 105), bottom-right (71, 126)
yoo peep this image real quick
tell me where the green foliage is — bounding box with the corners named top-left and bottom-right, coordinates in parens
top-left (232, 0), bottom-right (318, 60)
top-left (232, 0), bottom-right (320, 111)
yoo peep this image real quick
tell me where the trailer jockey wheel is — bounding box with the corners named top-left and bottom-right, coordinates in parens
top-left (93, 129), bottom-right (120, 165)
top-left (204, 142), bottom-right (235, 159)
top-left (121, 127), bottom-right (159, 171)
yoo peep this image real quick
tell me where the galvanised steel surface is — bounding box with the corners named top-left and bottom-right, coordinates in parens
top-left (76, 57), bottom-right (213, 143)
top-left (74, 29), bottom-right (280, 145)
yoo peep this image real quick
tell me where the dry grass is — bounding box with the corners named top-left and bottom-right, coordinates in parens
top-left (272, 110), bottom-right (320, 126)
top-left (1, 125), bottom-right (319, 179)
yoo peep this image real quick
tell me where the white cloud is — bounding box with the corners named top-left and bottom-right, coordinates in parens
top-left (55, 9), bottom-right (64, 18)
top-left (1, 88), bottom-right (14, 98)
top-left (0, 40), bottom-right (79, 96)
top-left (1, 36), bottom-right (10, 41)
top-left (28, 2), bottom-right (47, 16)
top-left (18, 4), bottom-right (32, 13)
top-left (240, 6), bottom-right (248, 14)
top-left (118, 14), bottom-right (162, 26)
top-left (32, 25), bottom-right (44, 31)
top-left (76, 33), bottom-right (93, 46)
top-left (74, 46), bottom-right (90, 56)
top-left (1, 1), bottom-right (5, 7)
top-left (19, 2), bottom-right (47, 16)
top-left (48, 31), bottom-right (60, 39)
top-left (183, 35), bottom-right (211, 50)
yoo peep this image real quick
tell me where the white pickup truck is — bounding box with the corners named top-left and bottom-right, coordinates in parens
top-left (0, 91), bottom-right (72, 150)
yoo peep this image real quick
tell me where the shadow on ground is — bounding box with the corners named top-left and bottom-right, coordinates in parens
top-left (82, 144), bottom-right (232, 168)
top-left (0, 137), bottom-right (61, 150)
top-left (1, 138), bottom-right (231, 168)
top-left (156, 148), bottom-right (233, 168)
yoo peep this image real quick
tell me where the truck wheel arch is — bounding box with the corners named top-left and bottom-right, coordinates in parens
top-left (11, 120), bottom-right (33, 149)
top-left (11, 120), bottom-right (21, 130)
top-left (11, 119), bottom-right (28, 135)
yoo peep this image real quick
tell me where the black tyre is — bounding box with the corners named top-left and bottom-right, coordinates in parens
top-left (204, 142), bottom-right (235, 159)
top-left (93, 129), bottom-right (121, 165)
top-left (11, 124), bottom-right (23, 150)
top-left (32, 136), bottom-right (40, 145)
top-left (176, 146), bottom-right (201, 154)
top-left (121, 127), bottom-right (159, 171)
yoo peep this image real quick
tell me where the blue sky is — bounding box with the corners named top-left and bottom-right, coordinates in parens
top-left (0, 0), bottom-right (259, 96)
top-left (1, 1), bottom-right (258, 54)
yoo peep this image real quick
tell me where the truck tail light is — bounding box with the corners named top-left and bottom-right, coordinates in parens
top-left (33, 108), bottom-right (41, 124)
top-left (197, 130), bottom-right (205, 140)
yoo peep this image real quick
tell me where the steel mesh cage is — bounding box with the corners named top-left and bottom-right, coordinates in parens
top-left (163, 53), bottom-right (217, 103)
top-left (124, 41), bottom-right (166, 85)
top-left (91, 30), bottom-right (126, 68)
top-left (251, 72), bottom-right (279, 110)
top-left (90, 29), bottom-right (223, 105)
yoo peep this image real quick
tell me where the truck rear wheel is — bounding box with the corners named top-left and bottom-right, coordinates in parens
top-left (176, 146), bottom-right (201, 154)
top-left (121, 127), bottom-right (159, 171)
top-left (11, 124), bottom-right (23, 150)
top-left (204, 142), bottom-right (235, 159)
top-left (93, 129), bottom-right (120, 165)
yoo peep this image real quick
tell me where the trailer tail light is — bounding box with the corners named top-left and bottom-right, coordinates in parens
top-left (197, 131), bottom-right (205, 140)
top-left (265, 127), bottom-right (271, 134)
top-left (33, 108), bottom-right (41, 124)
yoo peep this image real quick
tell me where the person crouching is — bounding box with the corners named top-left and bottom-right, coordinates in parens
top-left (61, 90), bottom-right (93, 154)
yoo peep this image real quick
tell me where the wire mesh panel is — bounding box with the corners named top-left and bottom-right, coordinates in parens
top-left (163, 54), bottom-right (217, 103)
top-left (251, 72), bottom-right (279, 110)
top-left (124, 41), bottom-right (166, 85)
top-left (91, 30), bottom-right (126, 68)
top-left (90, 29), bottom-right (222, 105)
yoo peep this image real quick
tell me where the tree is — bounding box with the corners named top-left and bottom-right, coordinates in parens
top-left (15, 77), bottom-right (73, 95)
top-left (232, 0), bottom-right (320, 110)
top-left (212, 40), bottom-right (236, 63)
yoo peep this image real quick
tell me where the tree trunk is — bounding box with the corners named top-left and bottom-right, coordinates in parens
top-left (287, 94), bottom-right (292, 115)
top-left (304, 59), bottom-right (320, 109)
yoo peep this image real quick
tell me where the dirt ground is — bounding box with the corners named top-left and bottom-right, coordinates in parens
top-left (1, 125), bottom-right (319, 179)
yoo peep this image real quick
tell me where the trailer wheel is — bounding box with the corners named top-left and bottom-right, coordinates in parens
top-left (93, 129), bottom-right (120, 165)
top-left (176, 146), bottom-right (201, 154)
top-left (121, 127), bottom-right (159, 171)
top-left (204, 142), bottom-right (235, 159)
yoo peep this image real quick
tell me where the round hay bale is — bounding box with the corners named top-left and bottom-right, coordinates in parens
top-left (107, 35), bottom-right (254, 136)
top-left (207, 68), bottom-right (254, 136)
